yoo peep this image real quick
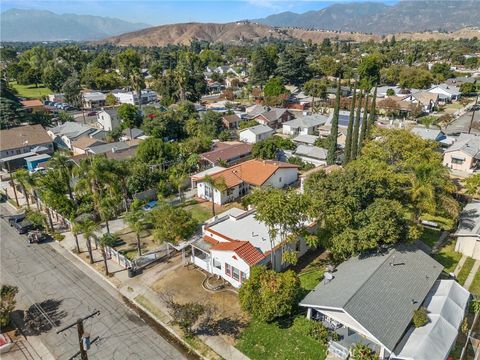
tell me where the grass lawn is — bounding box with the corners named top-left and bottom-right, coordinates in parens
top-left (469, 269), bottom-right (480, 297)
top-left (236, 318), bottom-right (327, 360)
top-left (182, 202), bottom-right (213, 223)
top-left (299, 267), bottom-right (325, 291)
top-left (457, 257), bottom-right (475, 285)
top-left (420, 227), bottom-right (441, 248)
top-left (10, 81), bottom-right (51, 99)
top-left (433, 238), bottom-right (462, 273)
top-left (420, 214), bottom-right (455, 231)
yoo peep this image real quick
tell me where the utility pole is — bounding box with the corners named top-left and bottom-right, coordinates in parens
top-left (468, 95), bottom-right (478, 134)
top-left (56, 310), bottom-right (100, 360)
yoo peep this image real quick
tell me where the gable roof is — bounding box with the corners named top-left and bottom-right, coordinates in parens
top-left (87, 139), bottom-right (140, 155)
top-left (0, 124), bottom-right (52, 151)
top-left (200, 142), bottom-right (252, 165)
top-left (410, 127), bottom-right (444, 141)
top-left (429, 84), bottom-right (460, 96)
top-left (300, 245), bottom-right (443, 352)
top-left (454, 200), bottom-right (480, 237)
top-left (295, 145), bottom-right (328, 160)
top-left (444, 133), bottom-right (480, 158)
top-left (411, 91), bottom-right (439, 105)
top-left (222, 114), bottom-right (241, 124)
top-left (241, 124), bottom-right (274, 135)
top-left (283, 114), bottom-right (329, 129)
top-left (49, 122), bottom-right (95, 139)
top-left (293, 134), bottom-right (318, 145)
top-left (255, 108), bottom-right (289, 123)
top-left (202, 159), bottom-right (298, 188)
top-left (72, 137), bottom-right (105, 150)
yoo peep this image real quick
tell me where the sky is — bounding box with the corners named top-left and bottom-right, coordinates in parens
top-left (1, 0), bottom-right (396, 26)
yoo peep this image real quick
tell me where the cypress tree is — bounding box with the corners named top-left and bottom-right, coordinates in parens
top-left (358, 92), bottom-right (370, 154)
top-left (327, 77), bottom-right (341, 165)
top-left (351, 89), bottom-right (363, 160)
top-left (343, 81), bottom-right (357, 165)
top-left (366, 84), bottom-right (378, 138)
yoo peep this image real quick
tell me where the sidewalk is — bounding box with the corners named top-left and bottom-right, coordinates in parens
top-left (57, 226), bottom-right (248, 360)
top-left (464, 259), bottom-right (480, 289)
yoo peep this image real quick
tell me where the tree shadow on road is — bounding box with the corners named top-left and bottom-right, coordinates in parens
top-left (22, 299), bottom-right (67, 336)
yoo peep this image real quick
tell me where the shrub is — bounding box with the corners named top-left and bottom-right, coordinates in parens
top-left (350, 343), bottom-right (379, 360)
top-left (0, 285), bottom-right (19, 327)
top-left (413, 307), bottom-right (429, 328)
top-left (292, 316), bottom-right (329, 344)
top-left (239, 266), bottom-right (301, 322)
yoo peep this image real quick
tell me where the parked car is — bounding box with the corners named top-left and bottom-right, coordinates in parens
top-left (8, 213), bottom-right (26, 226)
top-left (14, 220), bottom-right (34, 234)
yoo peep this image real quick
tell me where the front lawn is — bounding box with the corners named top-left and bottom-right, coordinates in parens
top-left (469, 269), bottom-right (480, 297)
top-left (10, 81), bottom-right (51, 99)
top-left (457, 257), bottom-right (475, 285)
top-left (433, 238), bottom-right (462, 273)
top-left (182, 201), bottom-right (213, 223)
top-left (236, 317), bottom-right (327, 360)
top-left (420, 227), bottom-right (441, 248)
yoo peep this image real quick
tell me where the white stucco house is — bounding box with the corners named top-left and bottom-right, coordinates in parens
top-left (428, 84), bottom-right (461, 102)
top-left (112, 89), bottom-right (157, 105)
top-left (300, 245), bottom-right (469, 360)
top-left (454, 201), bottom-right (480, 260)
top-left (282, 114), bottom-right (329, 136)
top-left (443, 133), bottom-right (480, 173)
top-left (284, 145), bottom-right (328, 167)
top-left (196, 159), bottom-right (299, 205)
top-left (82, 92), bottom-right (106, 109)
top-left (239, 124), bottom-right (275, 144)
top-left (190, 207), bottom-right (312, 287)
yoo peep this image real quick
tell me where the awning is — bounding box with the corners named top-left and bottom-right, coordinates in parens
top-left (393, 280), bottom-right (470, 360)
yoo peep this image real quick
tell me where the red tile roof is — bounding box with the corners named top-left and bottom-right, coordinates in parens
top-left (211, 240), bottom-right (266, 266)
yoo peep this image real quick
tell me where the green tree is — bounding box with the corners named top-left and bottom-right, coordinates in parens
top-left (358, 53), bottom-right (382, 89)
top-left (252, 137), bottom-right (295, 160)
top-left (62, 76), bottom-right (82, 108)
top-left (358, 93), bottom-right (370, 154)
top-left (304, 79), bottom-right (327, 113)
top-left (430, 63), bottom-right (453, 82)
top-left (150, 203), bottom-right (197, 245)
top-left (310, 55), bottom-right (341, 77)
top-left (276, 45), bottom-right (310, 86)
top-left (125, 203), bottom-right (149, 256)
top-left (49, 153), bottom-right (75, 201)
top-left (344, 81), bottom-right (357, 164)
top-left (250, 46), bottom-right (276, 86)
top-left (202, 175), bottom-right (228, 216)
top-left (77, 220), bottom-right (100, 264)
top-left (460, 82), bottom-right (477, 95)
top-left (0, 285), bottom-right (19, 327)
top-left (351, 89), bottom-right (363, 160)
top-left (239, 266), bottom-right (301, 322)
top-left (464, 174), bottom-right (480, 197)
top-left (399, 67), bottom-right (433, 89)
top-left (264, 77), bottom-right (287, 97)
top-left (350, 343), bottom-right (379, 360)
top-left (14, 169), bottom-right (32, 209)
top-left (118, 103), bottom-right (143, 139)
top-left (42, 61), bottom-right (69, 92)
top-left (327, 77), bottom-right (341, 165)
top-left (366, 84), bottom-right (378, 138)
top-left (98, 233), bottom-right (117, 276)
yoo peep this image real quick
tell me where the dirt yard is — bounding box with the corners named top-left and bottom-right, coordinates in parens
top-left (114, 227), bottom-right (160, 260)
top-left (152, 265), bottom-right (248, 343)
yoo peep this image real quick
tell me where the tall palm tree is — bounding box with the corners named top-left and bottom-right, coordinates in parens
top-left (49, 153), bottom-right (75, 201)
top-left (125, 206), bottom-right (148, 256)
top-left (13, 169), bottom-right (32, 209)
top-left (202, 175), bottom-right (228, 216)
top-left (77, 220), bottom-right (100, 264)
top-left (98, 233), bottom-right (116, 276)
top-left (70, 218), bottom-right (81, 253)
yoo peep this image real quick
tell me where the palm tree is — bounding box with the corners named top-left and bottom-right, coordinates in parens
top-left (70, 218), bottom-right (81, 253)
top-left (125, 206), bottom-right (148, 257)
top-left (202, 175), bottom-right (228, 216)
top-left (98, 233), bottom-right (116, 276)
top-left (49, 153), bottom-right (75, 201)
top-left (13, 169), bottom-right (32, 209)
top-left (97, 194), bottom-right (119, 234)
top-left (77, 220), bottom-right (100, 264)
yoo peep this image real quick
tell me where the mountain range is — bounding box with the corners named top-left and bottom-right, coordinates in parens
top-left (0, 9), bottom-right (150, 42)
top-left (256, 1), bottom-right (480, 34)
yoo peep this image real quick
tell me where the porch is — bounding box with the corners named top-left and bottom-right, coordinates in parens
top-left (191, 238), bottom-right (213, 272)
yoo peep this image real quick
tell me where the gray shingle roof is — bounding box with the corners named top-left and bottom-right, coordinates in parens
top-left (411, 127), bottom-right (444, 141)
top-left (445, 133), bottom-right (480, 158)
top-left (241, 124), bottom-right (274, 135)
top-left (49, 122), bottom-right (95, 139)
top-left (283, 114), bottom-right (329, 129)
top-left (295, 145), bottom-right (327, 160)
top-left (454, 201), bottom-right (480, 237)
top-left (300, 245), bottom-right (443, 352)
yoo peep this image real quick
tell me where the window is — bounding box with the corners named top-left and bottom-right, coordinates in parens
top-left (451, 157), bottom-right (464, 165)
top-left (241, 272), bottom-right (247, 283)
top-left (213, 258), bottom-right (222, 270)
top-left (279, 177), bottom-right (282, 183)
top-left (225, 263), bottom-right (232, 276)
top-left (232, 267), bottom-right (240, 281)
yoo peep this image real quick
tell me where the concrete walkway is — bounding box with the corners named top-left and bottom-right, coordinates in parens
top-left (57, 225), bottom-right (248, 360)
top-left (464, 259), bottom-right (480, 290)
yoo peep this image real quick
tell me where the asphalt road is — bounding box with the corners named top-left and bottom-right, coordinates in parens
top-left (0, 204), bottom-right (188, 360)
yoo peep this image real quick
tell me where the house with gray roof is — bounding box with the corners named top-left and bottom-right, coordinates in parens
top-left (86, 139), bottom-right (140, 155)
top-left (428, 84), bottom-right (461, 102)
top-left (239, 124), bottom-right (275, 144)
top-left (284, 145), bottom-right (328, 167)
top-left (282, 114), bottom-right (329, 136)
top-left (97, 108), bottom-right (120, 131)
top-left (453, 200), bottom-right (480, 260)
top-left (299, 245), bottom-right (468, 359)
top-left (410, 127), bottom-right (446, 142)
top-left (443, 133), bottom-right (480, 173)
top-left (253, 108), bottom-right (293, 129)
top-left (47, 122), bottom-right (104, 150)
top-left (292, 134), bottom-right (318, 146)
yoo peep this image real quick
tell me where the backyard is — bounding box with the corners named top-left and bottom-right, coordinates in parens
top-left (113, 226), bottom-right (162, 260)
top-left (457, 257), bottom-right (476, 285)
top-left (10, 81), bottom-right (51, 99)
top-left (420, 227), bottom-right (442, 248)
top-left (181, 199), bottom-right (245, 223)
top-left (433, 238), bottom-right (463, 273)
top-left (469, 270), bottom-right (480, 297)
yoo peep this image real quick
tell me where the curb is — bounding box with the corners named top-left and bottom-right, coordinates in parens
top-left (49, 241), bottom-right (210, 360)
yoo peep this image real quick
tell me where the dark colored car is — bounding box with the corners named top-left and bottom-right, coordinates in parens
top-left (8, 213), bottom-right (26, 226)
top-left (87, 111), bottom-right (97, 116)
top-left (14, 220), bottom-right (34, 234)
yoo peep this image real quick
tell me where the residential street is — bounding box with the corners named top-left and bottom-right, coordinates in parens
top-left (0, 204), bottom-right (189, 360)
